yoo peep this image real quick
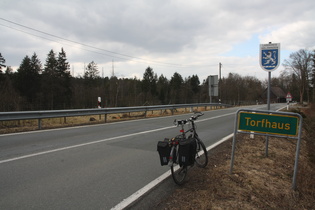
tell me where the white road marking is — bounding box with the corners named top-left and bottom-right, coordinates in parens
top-left (0, 111), bottom-right (236, 210)
top-left (0, 112), bottom-right (235, 164)
top-left (110, 133), bottom-right (234, 210)
top-left (0, 114), bottom-right (176, 137)
top-left (110, 106), bottom-right (287, 209)
top-left (0, 105), bottom-right (284, 209)
top-left (0, 126), bottom-right (171, 164)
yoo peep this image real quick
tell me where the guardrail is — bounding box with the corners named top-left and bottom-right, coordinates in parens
top-left (0, 103), bottom-right (231, 129)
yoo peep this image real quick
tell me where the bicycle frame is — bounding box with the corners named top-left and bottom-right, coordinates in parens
top-left (170, 114), bottom-right (203, 164)
top-left (176, 118), bottom-right (199, 140)
top-left (167, 112), bottom-right (208, 184)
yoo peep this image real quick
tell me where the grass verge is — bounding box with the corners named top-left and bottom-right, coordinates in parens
top-left (152, 104), bottom-right (315, 209)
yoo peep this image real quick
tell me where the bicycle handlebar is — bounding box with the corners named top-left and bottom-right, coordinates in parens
top-left (189, 112), bottom-right (204, 121)
top-left (174, 112), bottom-right (204, 126)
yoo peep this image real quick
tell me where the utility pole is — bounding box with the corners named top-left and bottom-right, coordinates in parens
top-left (111, 60), bottom-right (115, 77)
top-left (219, 62), bottom-right (222, 103)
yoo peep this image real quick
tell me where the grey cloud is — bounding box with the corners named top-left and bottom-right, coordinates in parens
top-left (1, 0), bottom-right (314, 79)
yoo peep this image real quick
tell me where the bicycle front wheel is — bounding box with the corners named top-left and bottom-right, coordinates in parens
top-left (195, 139), bottom-right (208, 168)
top-left (171, 164), bottom-right (187, 185)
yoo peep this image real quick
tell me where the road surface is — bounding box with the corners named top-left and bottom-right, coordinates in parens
top-left (0, 104), bottom-right (285, 209)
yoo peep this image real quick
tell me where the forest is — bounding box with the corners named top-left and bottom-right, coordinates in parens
top-left (0, 48), bottom-right (314, 112)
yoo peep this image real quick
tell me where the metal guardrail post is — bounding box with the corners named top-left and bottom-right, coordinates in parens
top-left (38, 119), bottom-right (42, 130)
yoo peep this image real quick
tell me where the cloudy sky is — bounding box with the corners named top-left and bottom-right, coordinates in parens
top-left (1, 0), bottom-right (314, 82)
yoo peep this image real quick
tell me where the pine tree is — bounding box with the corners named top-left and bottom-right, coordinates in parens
top-left (42, 49), bottom-right (58, 109)
top-left (56, 48), bottom-right (72, 109)
top-left (170, 72), bottom-right (183, 104)
top-left (0, 53), bottom-right (5, 82)
top-left (84, 61), bottom-right (99, 80)
top-left (41, 48), bottom-right (72, 109)
top-left (16, 53), bottom-right (41, 109)
top-left (83, 61), bottom-right (99, 108)
top-left (157, 74), bottom-right (169, 104)
top-left (142, 67), bottom-right (157, 104)
top-left (44, 50), bottom-right (58, 76)
top-left (57, 48), bottom-right (70, 77)
top-left (0, 66), bottom-right (20, 111)
top-left (0, 53), bottom-right (6, 72)
top-left (189, 75), bottom-right (200, 94)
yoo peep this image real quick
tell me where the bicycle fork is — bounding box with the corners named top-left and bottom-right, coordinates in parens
top-left (168, 139), bottom-right (178, 166)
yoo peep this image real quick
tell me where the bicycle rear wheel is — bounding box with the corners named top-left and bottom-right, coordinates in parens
top-left (170, 147), bottom-right (187, 185)
top-left (194, 139), bottom-right (208, 168)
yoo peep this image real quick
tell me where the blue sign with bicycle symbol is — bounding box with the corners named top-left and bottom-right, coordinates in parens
top-left (260, 43), bottom-right (280, 72)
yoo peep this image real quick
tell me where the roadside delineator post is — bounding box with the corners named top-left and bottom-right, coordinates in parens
top-left (98, 97), bottom-right (101, 108)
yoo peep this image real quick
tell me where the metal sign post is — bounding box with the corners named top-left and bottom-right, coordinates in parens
top-left (286, 92), bottom-right (293, 110)
top-left (259, 42), bottom-right (280, 156)
top-left (208, 75), bottom-right (218, 103)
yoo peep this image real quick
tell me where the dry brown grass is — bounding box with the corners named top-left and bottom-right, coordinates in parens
top-left (153, 105), bottom-right (315, 210)
top-left (0, 107), bottom-right (212, 134)
top-left (154, 135), bottom-right (315, 209)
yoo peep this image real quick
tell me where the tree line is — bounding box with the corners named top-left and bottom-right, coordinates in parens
top-left (0, 48), bottom-right (314, 112)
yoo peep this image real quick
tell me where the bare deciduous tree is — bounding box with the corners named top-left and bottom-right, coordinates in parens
top-left (283, 49), bottom-right (313, 103)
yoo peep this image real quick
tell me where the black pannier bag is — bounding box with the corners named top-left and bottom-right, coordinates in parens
top-left (178, 138), bottom-right (197, 166)
top-left (157, 139), bottom-right (171, 166)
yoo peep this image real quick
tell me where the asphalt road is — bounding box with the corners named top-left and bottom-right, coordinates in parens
top-left (0, 104), bottom-right (285, 209)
